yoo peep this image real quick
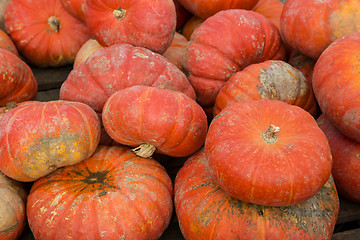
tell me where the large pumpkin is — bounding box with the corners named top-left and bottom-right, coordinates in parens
top-left (175, 149), bottom-right (339, 240)
top-left (0, 48), bottom-right (37, 107)
top-left (312, 32), bottom-right (360, 143)
top-left (214, 60), bottom-right (317, 117)
top-left (4, 0), bottom-right (91, 67)
top-left (205, 99), bottom-right (332, 206)
top-left (27, 145), bottom-right (173, 240)
top-left (317, 114), bottom-right (360, 203)
top-left (281, 0), bottom-right (360, 59)
top-left (175, 0), bottom-right (260, 19)
top-left (102, 85), bottom-right (208, 158)
top-left (0, 171), bottom-right (27, 240)
top-left (183, 9), bottom-right (286, 110)
top-left (0, 100), bottom-right (101, 182)
top-left (60, 43), bottom-right (195, 116)
top-left (85, 0), bottom-right (176, 54)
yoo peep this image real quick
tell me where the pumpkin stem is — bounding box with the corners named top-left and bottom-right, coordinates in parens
top-left (132, 143), bottom-right (156, 158)
top-left (262, 124), bottom-right (280, 144)
top-left (113, 7), bottom-right (126, 20)
top-left (48, 16), bottom-right (61, 33)
top-left (5, 102), bottom-right (17, 112)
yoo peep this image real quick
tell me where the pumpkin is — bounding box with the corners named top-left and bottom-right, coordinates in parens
top-left (85, 0), bottom-right (176, 54)
top-left (317, 114), bottom-right (360, 203)
top-left (60, 0), bottom-right (86, 22)
top-left (175, 149), bottom-right (339, 240)
top-left (4, 0), bottom-right (91, 67)
top-left (205, 99), bottom-right (332, 206)
top-left (27, 145), bottom-right (173, 240)
top-left (73, 38), bottom-right (103, 68)
top-left (102, 85), bottom-right (207, 158)
top-left (181, 15), bottom-right (204, 40)
top-left (0, 171), bottom-right (27, 240)
top-left (183, 9), bottom-right (286, 110)
top-left (0, 100), bottom-right (101, 182)
top-left (0, 48), bottom-right (37, 107)
top-left (214, 60), bottom-right (317, 117)
top-left (175, 0), bottom-right (260, 19)
top-left (0, 29), bottom-right (17, 56)
top-left (0, 0), bottom-right (10, 31)
top-left (252, 0), bottom-right (284, 32)
top-left (281, 0), bottom-right (360, 59)
top-left (60, 43), bottom-right (196, 116)
top-left (162, 32), bottom-right (188, 71)
top-left (312, 32), bottom-right (360, 143)
top-left (287, 50), bottom-right (316, 87)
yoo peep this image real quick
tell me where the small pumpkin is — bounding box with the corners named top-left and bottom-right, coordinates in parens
top-left (252, 0), bottom-right (284, 32)
top-left (60, 43), bottom-right (196, 116)
top-left (181, 15), bottom-right (204, 40)
top-left (0, 171), bottom-right (27, 240)
top-left (60, 0), bottom-right (86, 22)
top-left (175, 149), bottom-right (339, 240)
top-left (27, 145), bottom-right (173, 240)
top-left (281, 0), bottom-right (360, 59)
top-left (287, 50), bottom-right (316, 87)
top-left (0, 100), bottom-right (101, 182)
top-left (102, 85), bottom-right (207, 158)
top-left (183, 9), bottom-right (286, 110)
top-left (162, 32), bottom-right (188, 71)
top-left (317, 114), bottom-right (360, 203)
top-left (0, 48), bottom-right (37, 107)
top-left (73, 38), bottom-right (103, 68)
top-left (206, 99), bottom-right (332, 206)
top-left (312, 32), bottom-right (360, 143)
top-left (85, 0), bottom-right (176, 54)
top-left (214, 60), bottom-right (317, 117)
top-left (4, 0), bottom-right (92, 67)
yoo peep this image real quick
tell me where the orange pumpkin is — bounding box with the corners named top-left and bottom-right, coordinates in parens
top-left (0, 29), bottom-right (17, 56)
top-left (252, 0), bottom-right (284, 32)
top-left (60, 0), bottom-right (86, 22)
top-left (73, 38), bottom-right (103, 68)
top-left (162, 32), bottom-right (188, 71)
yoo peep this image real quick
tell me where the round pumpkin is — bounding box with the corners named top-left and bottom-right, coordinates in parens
top-left (85, 0), bottom-right (176, 54)
top-left (252, 0), bottom-right (284, 32)
top-left (0, 171), bottom-right (27, 240)
top-left (312, 32), bottom-right (360, 143)
top-left (162, 31), bottom-right (188, 71)
top-left (281, 0), bottom-right (360, 59)
top-left (73, 38), bottom-right (103, 68)
top-left (317, 114), bottom-right (360, 203)
top-left (183, 9), bottom-right (286, 110)
top-left (175, 0), bottom-right (260, 19)
top-left (4, 0), bottom-right (92, 67)
top-left (214, 60), bottom-right (317, 117)
top-left (27, 145), bottom-right (173, 240)
top-left (205, 99), bottom-right (332, 206)
top-left (60, 43), bottom-right (196, 116)
top-left (0, 29), bottom-right (17, 56)
top-left (102, 85), bottom-right (208, 158)
top-left (0, 48), bottom-right (37, 107)
top-left (175, 149), bottom-right (339, 240)
top-left (60, 0), bottom-right (86, 22)
top-left (0, 100), bottom-right (101, 182)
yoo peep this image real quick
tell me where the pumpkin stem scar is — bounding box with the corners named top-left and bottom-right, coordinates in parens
top-left (47, 16), bottom-right (61, 33)
top-left (262, 124), bottom-right (280, 144)
top-left (132, 143), bottom-right (156, 158)
top-left (113, 7), bottom-right (126, 20)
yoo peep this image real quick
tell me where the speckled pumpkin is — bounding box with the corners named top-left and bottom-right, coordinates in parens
top-left (175, 149), bottom-right (339, 240)
top-left (27, 145), bottom-right (173, 240)
top-left (0, 100), bottom-right (101, 182)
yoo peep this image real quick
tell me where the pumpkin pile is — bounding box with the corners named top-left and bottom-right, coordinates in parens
top-left (0, 0), bottom-right (360, 239)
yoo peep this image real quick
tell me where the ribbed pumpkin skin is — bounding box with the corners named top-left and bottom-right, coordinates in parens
top-left (60, 0), bottom-right (85, 22)
top-left (0, 171), bottom-right (27, 240)
top-left (281, 0), bottom-right (360, 59)
top-left (252, 0), bottom-right (284, 32)
top-left (214, 60), bottom-right (317, 117)
top-left (0, 49), bottom-right (37, 107)
top-left (317, 114), bottom-right (360, 203)
top-left (175, 149), bottom-right (339, 240)
top-left (4, 0), bottom-right (91, 67)
top-left (85, 0), bottom-right (176, 54)
top-left (288, 51), bottom-right (316, 87)
top-left (102, 86), bottom-right (208, 157)
top-left (181, 15), bottom-right (204, 40)
top-left (0, 29), bottom-right (17, 56)
top-left (183, 9), bottom-right (286, 109)
top-left (27, 145), bottom-right (173, 240)
top-left (0, 100), bottom-right (101, 182)
top-left (175, 0), bottom-right (260, 19)
top-left (312, 32), bottom-right (360, 143)
top-left (60, 43), bottom-right (196, 115)
top-left (206, 100), bottom-right (332, 206)
top-left (162, 32), bottom-right (188, 71)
